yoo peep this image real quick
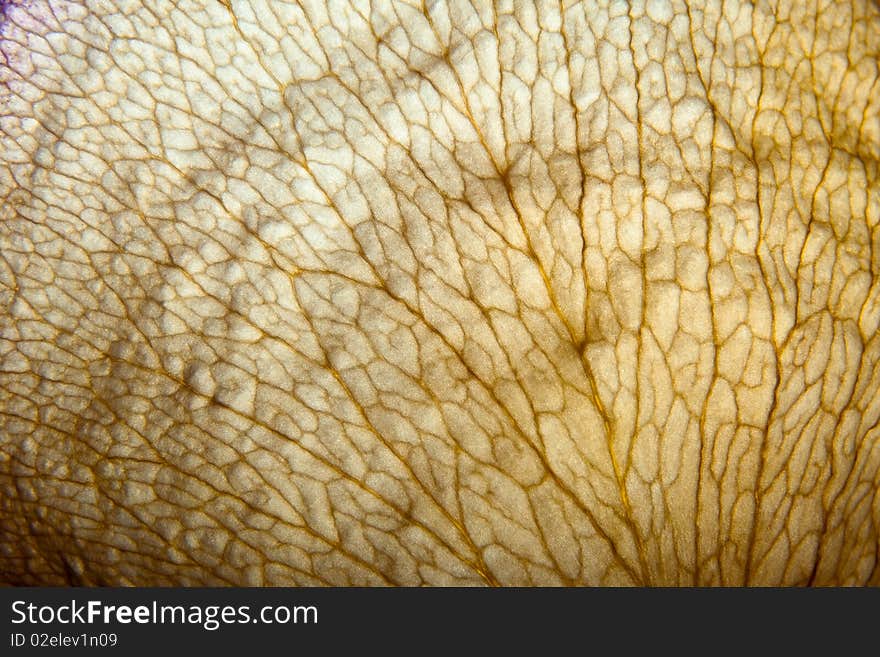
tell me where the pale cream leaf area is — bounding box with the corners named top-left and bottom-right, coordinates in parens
top-left (0, 0), bottom-right (878, 586)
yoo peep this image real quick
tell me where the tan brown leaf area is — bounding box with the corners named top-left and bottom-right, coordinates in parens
top-left (1, 0), bottom-right (878, 586)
